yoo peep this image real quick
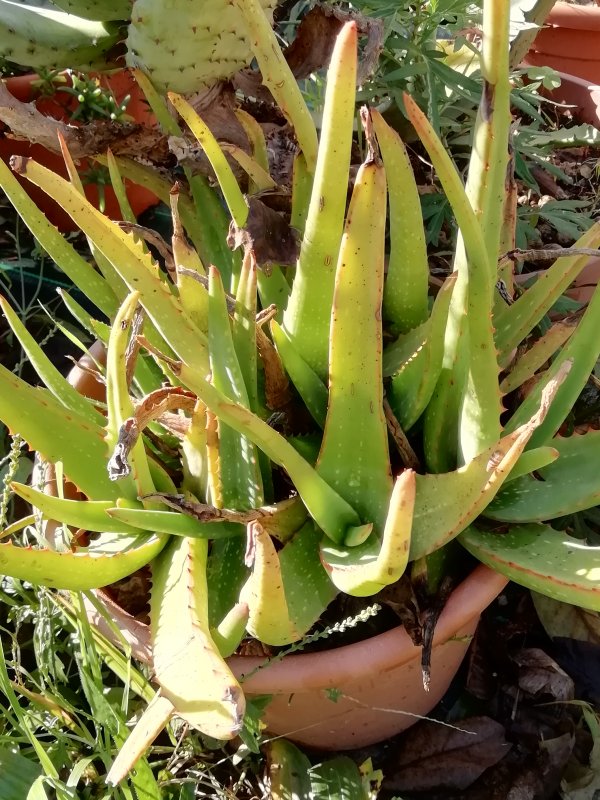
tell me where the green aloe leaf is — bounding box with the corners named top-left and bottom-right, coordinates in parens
top-left (321, 469), bottom-right (415, 597)
top-left (104, 291), bottom-right (155, 500)
top-left (0, 533), bottom-right (166, 591)
top-left (241, 522), bottom-right (302, 645)
top-left (0, 296), bottom-right (105, 427)
top-left (460, 523), bottom-right (600, 611)
top-left (13, 157), bottom-right (209, 375)
top-left (485, 431), bottom-right (600, 522)
top-left (499, 318), bottom-right (576, 394)
top-left (208, 266), bottom-right (263, 509)
top-left (495, 222), bottom-right (600, 364)
top-left (11, 483), bottom-right (138, 534)
top-left (504, 282), bottom-right (600, 447)
top-left (106, 507), bottom-right (244, 539)
top-left (371, 109), bottom-right (429, 333)
top-left (271, 320), bottom-right (328, 428)
top-left (0, 158), bottom-right (117, 318)
top-left (282, 22), bottom-right (357, 378)
top-left (0, 362), bottom-right (115, 500)
top-left (410, 369), bottom-right (566, 560)
top-left (404, 93), bottom-right (501, 462)
top-left (316, 149), bottom-right (392, 533)
top-left (385, 275), bottom-right (455, 431)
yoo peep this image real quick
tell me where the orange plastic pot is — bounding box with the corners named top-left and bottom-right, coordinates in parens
top-left (0, 70), bottom-right (158, 231)
top-left (526, 2), bottom-right (600, 84)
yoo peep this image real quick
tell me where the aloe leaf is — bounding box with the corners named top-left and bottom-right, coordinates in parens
top-left (291, 152), bottom-right (312, 234)
top-left (271, 319), bottom-right (328, 428)
top-left (422, 284), bottom-right (468, 472)
top-left (133, 68), bottom-right (182, 135)
top-left (0, 296), bottom-right (104, 427)
top-left (222, 144), bottom-right (277, 192)
top-left (168, 93), bottom-right (249, 228)
top-left (171, 362), bottom-right (365, 544)
top-left (171, 188), bottom-right (208, 335)
top-left (211, 602), bottom-right (249, 658)
top-left (282, 22), bottom-right (358, 378)
top-left (241, 522), bottom-right (302, 645)
top-left (0, 363), bottom-right (115, 500)
top-left (189, 174), bottom-right (241, 290)
top-left (495, 222), bottom-right (600, 363)
top-left (106, 149), bottom-right (137, 223)
top-left (0, 158), bottom-right (117, 318)
top-left (404, 93), bottom-right (501, 461)
top-left (460, 523), bottom-right (600, 611)
top-left (235, 109), bottom-right (270, 173)
top-left (371, 109), bottom-right (429, 333)
top-left (278, 520), bottom-right (338, 631)
top-left (232, 254), bottom-right (259, 414)
top-left (10, 483), bottom-right (138, 534)
top-left (208, 266), bottom-right (263, 509)
top-left (410, 368), bottom-right (567, 559)
top-left (485, 431), bottom-right (600, 522)
top-left (499, 318), bottom-right (576, 394)
top-left (0, 532), bottom-right (166, 591)
top-left (386, 275), bottom-right (455, 430)
top-left (317, 144), bottom-right (392, 533)
top-left (105, 291), bottom-right (155, 500)
top-left (180, 402), bottom-right (209, 503)
top-left (207, 537), bottom-right (249, 630)
top-left (504, 285), bottom-right (600, 447)
top-left (506, 446), bottom-right (558, 482)
top-left (13, 157), bottom-right (209, 376)
top-left (151, 536), bottom-right (245, 739)
top-left (257, 268), bottom-right (291, 322)
top-left (321, 469), bottom-right (415, 597)
top-left (235, 0), bottom-right (318, 172)
top-left (59, 135), bottom-right (129, 302)
top-left (107, 507), bottom-right (243, 539)
top-left (106, 694), bottom-right (174, 788)
top-left (58, 289), bottom-right (111, 343)
top-left (466, 0), bottom-right (511, 268)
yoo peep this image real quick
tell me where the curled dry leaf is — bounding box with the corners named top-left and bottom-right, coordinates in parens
top-left (513, 647), bottom-right (575, 702)
top-left (227, 196), bottom-right (299, 270)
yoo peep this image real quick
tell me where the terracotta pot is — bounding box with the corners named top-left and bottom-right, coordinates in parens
top-left (0, 70), bottom-right (158, 231)
top-left (66, 345), bottom-right (508, 749)
top-left (526, 2), bottom-right (600, 84)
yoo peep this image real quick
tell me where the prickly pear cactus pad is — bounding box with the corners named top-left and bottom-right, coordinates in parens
top-left (126, 0), bottom-right (278, 93)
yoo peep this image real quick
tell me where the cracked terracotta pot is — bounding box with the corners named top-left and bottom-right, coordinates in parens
top-left (68, 344), bottom-right (508, 750)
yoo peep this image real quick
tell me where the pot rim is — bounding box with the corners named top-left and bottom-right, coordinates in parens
top-left (87, 563), bottom-right (507, 694)
top-left (231, 564), bottom-right (507, 692)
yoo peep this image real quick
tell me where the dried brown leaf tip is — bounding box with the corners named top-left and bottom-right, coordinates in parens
top-left (227, 196), bottom-right (299, 271)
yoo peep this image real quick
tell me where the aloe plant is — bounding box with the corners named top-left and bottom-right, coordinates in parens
top-left (1, 0), bottom-right (600, 783)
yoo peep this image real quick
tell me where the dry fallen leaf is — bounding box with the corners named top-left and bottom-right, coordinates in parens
top-left (514, 648), bottom-right (575, 702)
top-left (383, 716), bottom-right (510, 792)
